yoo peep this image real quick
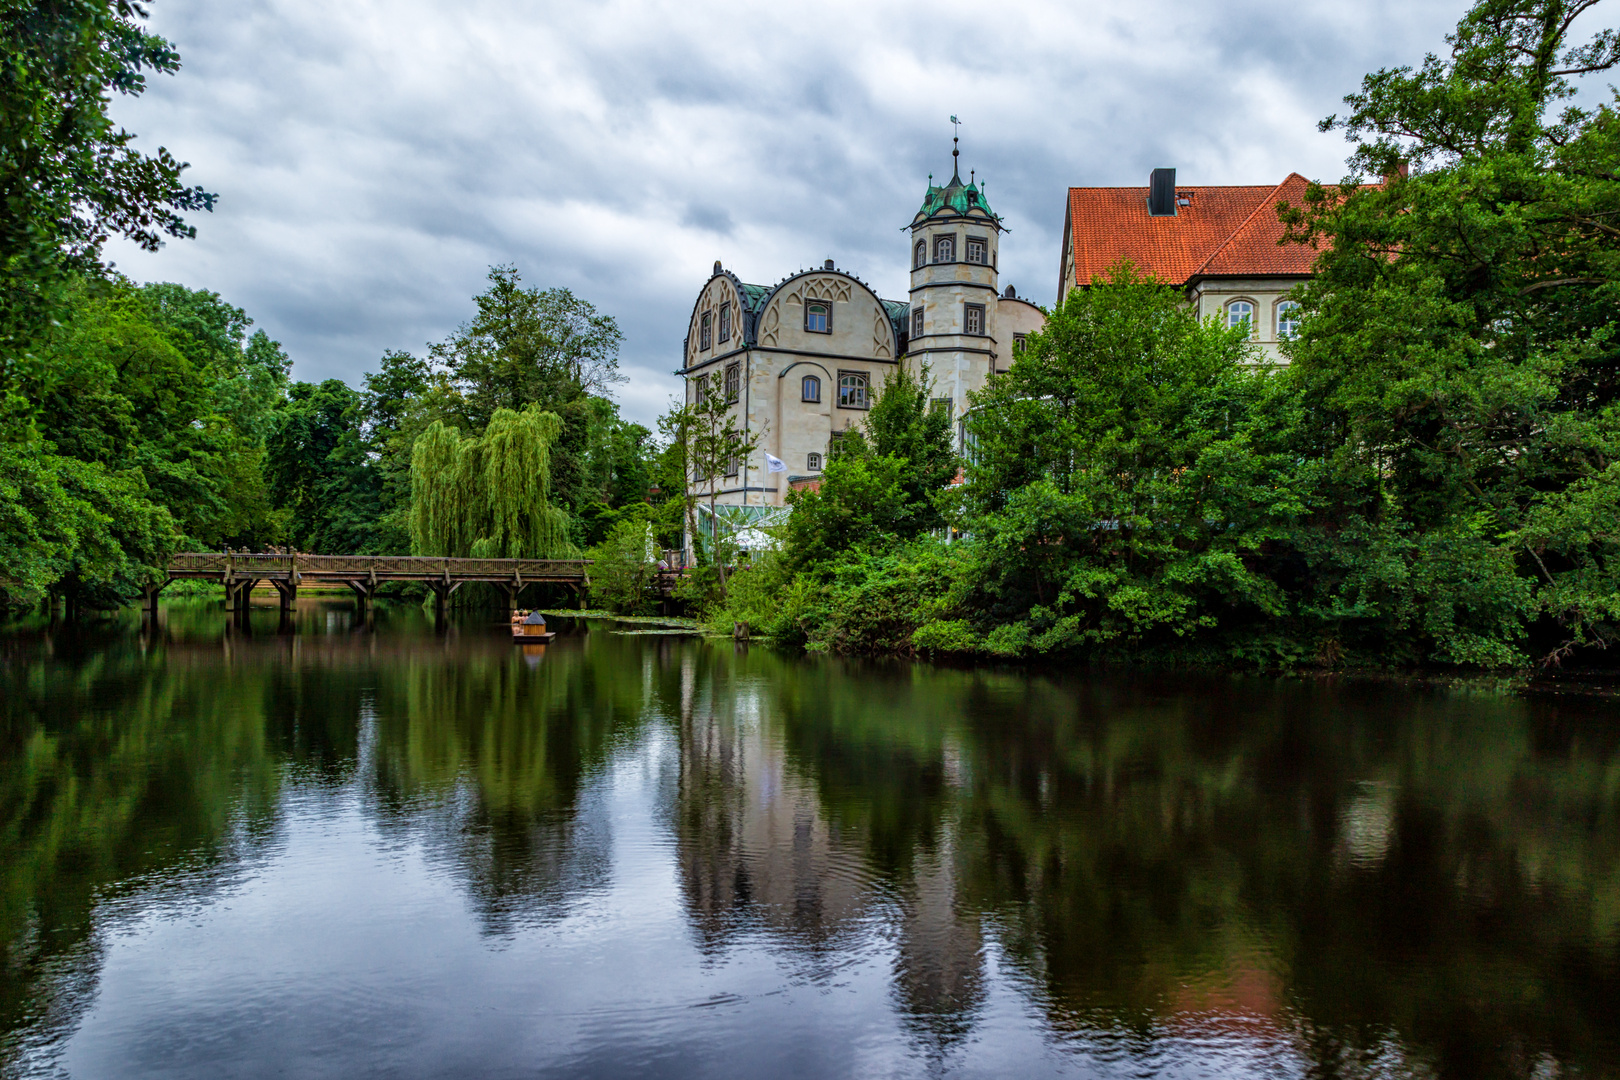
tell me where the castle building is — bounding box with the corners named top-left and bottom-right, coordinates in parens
top-left (677, 143), bottom-right (1044, 515)
top-left (1058, 169), bottom-right (1316, 361)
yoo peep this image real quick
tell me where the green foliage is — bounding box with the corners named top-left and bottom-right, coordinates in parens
top-left (587, 515), bottom-right (658, 613)
top-left (408, 405), bottom-right (576, 559)
top-left (0, 2), bottom-right (213, 419)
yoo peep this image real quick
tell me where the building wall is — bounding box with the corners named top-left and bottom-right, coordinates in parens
top-left (1187, 276), bottom-right (1307, 363)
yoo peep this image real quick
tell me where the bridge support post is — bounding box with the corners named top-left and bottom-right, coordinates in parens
top-left (271, 580), bottom-right (296, 619)
top-left (141, 580), bottom-right (170, 620)
top-left (428, 581), bottom-right (461, 622)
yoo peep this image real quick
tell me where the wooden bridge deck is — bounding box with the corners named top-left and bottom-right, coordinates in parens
top-left (154, 552), bottom-right (656, 619)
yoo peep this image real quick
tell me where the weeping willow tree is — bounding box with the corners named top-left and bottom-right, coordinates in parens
top-left (409, 405), bottom-right (577, 558)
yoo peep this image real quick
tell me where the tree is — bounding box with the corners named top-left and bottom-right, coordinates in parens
top-left (955, 263), bottom-right (1302, 658)
top-left (408, 405), bottom-right (576, 559)
top-left (1279, 0), bottom-right (1620, 665)
top-left (684, 386), bottom-right (763, 595)
top-left (0, 2), bottom-right (214, 420)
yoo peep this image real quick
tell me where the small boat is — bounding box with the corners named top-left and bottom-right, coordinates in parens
top-left (511, 610), bottom-right (555, 643)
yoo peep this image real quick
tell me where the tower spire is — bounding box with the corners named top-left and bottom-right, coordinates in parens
top-left (950, 115), bottom-right (961, 180)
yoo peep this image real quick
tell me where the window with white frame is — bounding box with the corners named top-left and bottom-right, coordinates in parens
top-left (838, 371), bottom-right (868, 409)
top-left (912, 306), bottom-right (924, 338)
top-left (1276, 301), bottom-right (1301, 339)
top-left (699, 311), bottom-right (712, 350)
top-left (964, 303), bottom-right (985, 335)
top-left (805, 301), bottom-right (830, 334)
top-left (801, 374), bottom-right (820, 402)
top-left (806, 452), bottom-right (822, 471)
top-left (933, 235), bottom-right (954, 263)
top-left (718, 302), bottom-right (731, 343)
top-left (966, 237), bottom-right (987, 265)
top-left (1226, 300), bottom-right (1256, 337)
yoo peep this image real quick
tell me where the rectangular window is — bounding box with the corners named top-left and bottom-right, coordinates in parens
top-left (1013, 333), bottom-right (1027, 353)
top-left (724, 362), bottom-right (740, 403)
top-left (694, 374), bottom-right (709, 405)
top-left (700, 311), bottom-right (712, 350)
top-left (718, 302), bottom-right (731, 343)
top-left (964, 303), bottom-right (985, 335)
top-left (966, 238), bottom-right (986, 264)
top-left (807, 452), bottom-right (822, 471)
top-left (912, 306), bottom-right (924, 338)
top-left (837, 371), bottom-right (869, 409)
top-left (805, 301), bottom-right (831, 333)
top-left (930, 396), bottom-right (952, 416)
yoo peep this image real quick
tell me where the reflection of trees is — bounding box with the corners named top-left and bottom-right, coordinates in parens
top-left (756, 663), bottom-right (1620, 1078)
top-left (0, 638), bottom-right (283, 1064)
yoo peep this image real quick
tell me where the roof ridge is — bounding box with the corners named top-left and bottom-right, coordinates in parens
top-left (1188, 175), bottom-right (1296, 279)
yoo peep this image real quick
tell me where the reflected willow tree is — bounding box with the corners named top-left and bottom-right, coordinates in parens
top-left (409, 405), bottom-right (577, 558)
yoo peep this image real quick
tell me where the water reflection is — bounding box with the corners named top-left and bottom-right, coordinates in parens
top-left (0, 602), bottom-right (1617, 1078)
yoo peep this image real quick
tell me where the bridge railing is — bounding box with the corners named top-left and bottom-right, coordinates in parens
top-left (168, 553), bottom-right (593, 580)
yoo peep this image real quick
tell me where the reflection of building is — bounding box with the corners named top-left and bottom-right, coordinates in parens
top-left (676, 139), bottom-right (1044, 518)
top-left (1057, 169), bottom-right (1315, 362)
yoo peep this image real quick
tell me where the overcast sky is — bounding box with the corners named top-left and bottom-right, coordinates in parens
top-left (104, 0), bottom-right (1471, 428)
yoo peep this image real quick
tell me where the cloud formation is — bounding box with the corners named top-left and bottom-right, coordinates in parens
top-left (105, 0), bottom-right (1467, 427)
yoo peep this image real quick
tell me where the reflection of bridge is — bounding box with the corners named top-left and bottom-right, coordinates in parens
top-left (153, 553), bottom-right (597, 617)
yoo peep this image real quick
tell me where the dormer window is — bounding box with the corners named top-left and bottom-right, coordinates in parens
top-left (912, 307), bottom-right (924, 338)
top-left (718, 302), bottom-right (731, 343)
top-left (801, 374), bottom-right (820, 402)
top-left (805, 301), bottom-right (830, 334)
top-left (966, 238), bottom-right (986, 265)
top-left (914, 240), bottom-right (926, 269)
top-left (699, 311), bottom-right (712, 350)
top-left (933, 236), bottom-right (954, 263)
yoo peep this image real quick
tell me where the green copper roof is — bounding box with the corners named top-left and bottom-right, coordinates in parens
top-left (915, 168), bottom-right (999, 224)
top-left (738, 282), bottom-right (771, 312)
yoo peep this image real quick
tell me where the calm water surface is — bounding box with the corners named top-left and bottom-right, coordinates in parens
top-left (2, 599), bottom-right (1618, 1079)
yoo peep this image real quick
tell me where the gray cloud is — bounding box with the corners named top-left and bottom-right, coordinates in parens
top-left (104, 0), bottom-right (1471, 427)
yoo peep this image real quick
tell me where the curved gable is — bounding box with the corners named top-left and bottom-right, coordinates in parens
top-left (755, 270), bottom-right (897, 360)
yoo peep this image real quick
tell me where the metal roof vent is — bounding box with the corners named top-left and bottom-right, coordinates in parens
top-left (1148, 167), bottom-right (1177, 216)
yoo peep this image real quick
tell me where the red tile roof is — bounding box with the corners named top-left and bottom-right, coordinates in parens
top-left (1066, 173), bottom-right (1317, 288)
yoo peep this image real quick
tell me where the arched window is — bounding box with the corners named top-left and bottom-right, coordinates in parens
top-left (1276, 301), bottom-right (1301, 339)
top-left (805, 301), bottom-right (830, 334)
top-left (934, 235), bottom-right (954, 263)
top-left (801, 374), bottom-right (821, 402)
top-left (718, 302), bottom-right (731, 343)
top-left (699, 311), bottom-right (712, 350)
top-left (838, 371), bottom-right (868, 409)
top-left (1226, 300), bottom-right (1256, 337)
top-left (914, 240), bottom-right (926, 269)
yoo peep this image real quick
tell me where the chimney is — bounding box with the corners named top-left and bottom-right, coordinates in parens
top-left (824, 259), bottom-right (835, 270)
top-left (1148, 167), bottom-right (1177, 216)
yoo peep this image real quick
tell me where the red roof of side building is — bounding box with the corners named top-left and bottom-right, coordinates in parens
top-left (1066, 173), bottom-right (1318, 288)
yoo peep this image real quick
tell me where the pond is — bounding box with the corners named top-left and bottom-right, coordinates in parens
top-left (1, 599), bottom-right (1617, 1078)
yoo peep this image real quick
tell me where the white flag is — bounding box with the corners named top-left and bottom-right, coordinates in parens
top-left (764, 452), bottom-right (786, 473)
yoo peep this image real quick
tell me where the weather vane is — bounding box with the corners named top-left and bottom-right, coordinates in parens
top-left (950, 115), bottom-right (961, 167)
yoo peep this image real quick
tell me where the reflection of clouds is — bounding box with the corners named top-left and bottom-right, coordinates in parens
top-left (893, 826), bottom-right (985, 1048)
top-left (1338, 784), bottom-right (1396, 871)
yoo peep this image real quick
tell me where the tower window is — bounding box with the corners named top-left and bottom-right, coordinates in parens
top-left (837, 371), bottom-right (869, 409)
top-left (933, 236), bottom-right (954, 263)
top-left (718, 302), bottom-right (731, 343)
top-left (1013, 333), bottom-right (1028, 353)
top-left (1277, 301), bottom-right (1301, 339)
top-left (914, 240), bottom-right (926, 269)
top-left (964, 303), bottom-right (985, 335)
top-left (806, 452), bottom-right (822, 471)
top-left (805, 301), bottom-right (830, 333)
top-left (966, 237), bottom-right (986, 264)
top-left (724, 362), bottom-right (740, 403)
top-left (912, 307), bottom-right (924, 338)
top-left (1226, 300), bottom-right (1256, 338)
top-left (801, 374), bottom-right (821, 402)
top-left (699, 311), bottom-right (712, 350)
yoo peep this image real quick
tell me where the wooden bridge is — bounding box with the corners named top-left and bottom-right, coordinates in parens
top-left (153, 553), bottom-right (599, 618)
